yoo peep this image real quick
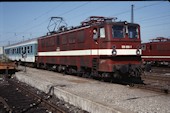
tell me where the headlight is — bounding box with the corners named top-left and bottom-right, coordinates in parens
top-left (136, 49), bottom-right (140, 55)
top-left (112, 49), bottom-right (117, 56)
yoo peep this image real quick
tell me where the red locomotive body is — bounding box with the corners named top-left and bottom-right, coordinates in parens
top-left (142, 37), bottom-right (170, 66)
top-left (37, 16), bottom-right (142, 79)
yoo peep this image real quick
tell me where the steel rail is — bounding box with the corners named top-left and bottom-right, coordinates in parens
top-left (8, 80), bottom-right (66, 113)
top-left (130, 83), bottom-right (169, 94)
top-left (0, 96), bottom-right (13, 113)
top-left (141, 75), bottom-right (170, 82)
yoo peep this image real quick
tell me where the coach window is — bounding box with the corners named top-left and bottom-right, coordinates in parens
top-left (30, 46), bottom-right (32, 53)
top-left (19, 48), bottom-right (20, 54)
top-left (21, 47), bottom-right (23, 53)
top-left (25, 47), bottom-right (27, 53)
top-left (14, 48), bottom-right (15, 54)
top-left (99, 27), bottom-right (105, 38)
top-left (112, 25), bottom-right (124, 38)
top-left (27, 46), bottom-right (30, 53)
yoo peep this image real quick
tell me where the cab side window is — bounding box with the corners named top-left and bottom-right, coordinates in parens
top-left (93, 28), bottom-right (98, 40)
top-left (99, 27), bottom-right (105, 38)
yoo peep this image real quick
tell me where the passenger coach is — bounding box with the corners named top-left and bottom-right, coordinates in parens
top-left (4, 38), bottom-right (38, 67)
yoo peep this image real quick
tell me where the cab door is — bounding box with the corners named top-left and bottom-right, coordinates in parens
top-left (91, 26), bottom-right (107, 73)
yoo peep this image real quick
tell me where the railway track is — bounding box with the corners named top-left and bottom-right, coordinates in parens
top-left (130, 74), bottom-right (170, 95)
top-left (19, 65), bottom-right (170, 96)
top-left (131, 83), bottom-right (169, 94)
top-left (0, 78), bottom-right (66, 113)
top-left (150, 66), bottom-right (170, 74)
top-left (141, 75), bottom-right (170, 82)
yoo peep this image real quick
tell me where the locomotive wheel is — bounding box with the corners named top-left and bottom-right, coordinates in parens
top-left (82, 72), bottom-right (90, 78)
top-left (113, 71), bottom-right (121, 79)
top-left (129, 83), bottom-right (134, 87)
top-left (168, 63), bottom-right (170, 67)
top-left (145, 64), bottom-right (151, 72)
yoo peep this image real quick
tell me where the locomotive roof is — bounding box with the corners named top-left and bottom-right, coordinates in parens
top-left (40, 19), bottom-right (140, 40)
top-left (150, 37), bottom-right (170, 42)
top-left (142, 37), bottom-right (170, 45)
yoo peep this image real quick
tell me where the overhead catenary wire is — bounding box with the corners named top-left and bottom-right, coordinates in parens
top-left (2, 1), bottom-right (169, 46)
top-left (9, 2), bottom-right (65, 32)
top-left (20, 2), bottom-right (90, 34)
top-left (66, 2), bottom-right (122, 26)
top-left (33, 2), bottom-right (65, 21)
top-left (2, 2), bottom-right (65, 43)
top-left (110, 1), bottom-right (164, 17)
top-left (8, 1), bottom-right (164, 36)
top-left (0, 2), bottom-right (64, 36)
top-left (138, 14), bottom-right (170, 22)
top-left (57, 2), bottom-right (90, 17)
top-left (6, 2), bottom-right (90, 44)
top-left (142, 22), bottom-right (170, 28)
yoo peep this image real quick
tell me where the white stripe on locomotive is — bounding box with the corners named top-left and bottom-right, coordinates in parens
top-left (38, 49), bottom-right (141, 56)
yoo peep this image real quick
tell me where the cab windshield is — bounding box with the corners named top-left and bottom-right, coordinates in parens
top-left (112, 25), bottom-right (124, 38)
top-left (112, 25), bottom-right (139, 39)
top-left (128, 26), bottom-right (138, 39)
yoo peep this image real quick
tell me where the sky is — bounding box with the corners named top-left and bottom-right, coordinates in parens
top-left (0, 1), bottom-right (170, 46)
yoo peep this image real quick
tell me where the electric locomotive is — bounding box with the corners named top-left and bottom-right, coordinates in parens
top-left (142, 37), bottom-right (170, 67)
top-left (37, 16), bottom-right (142, 80)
